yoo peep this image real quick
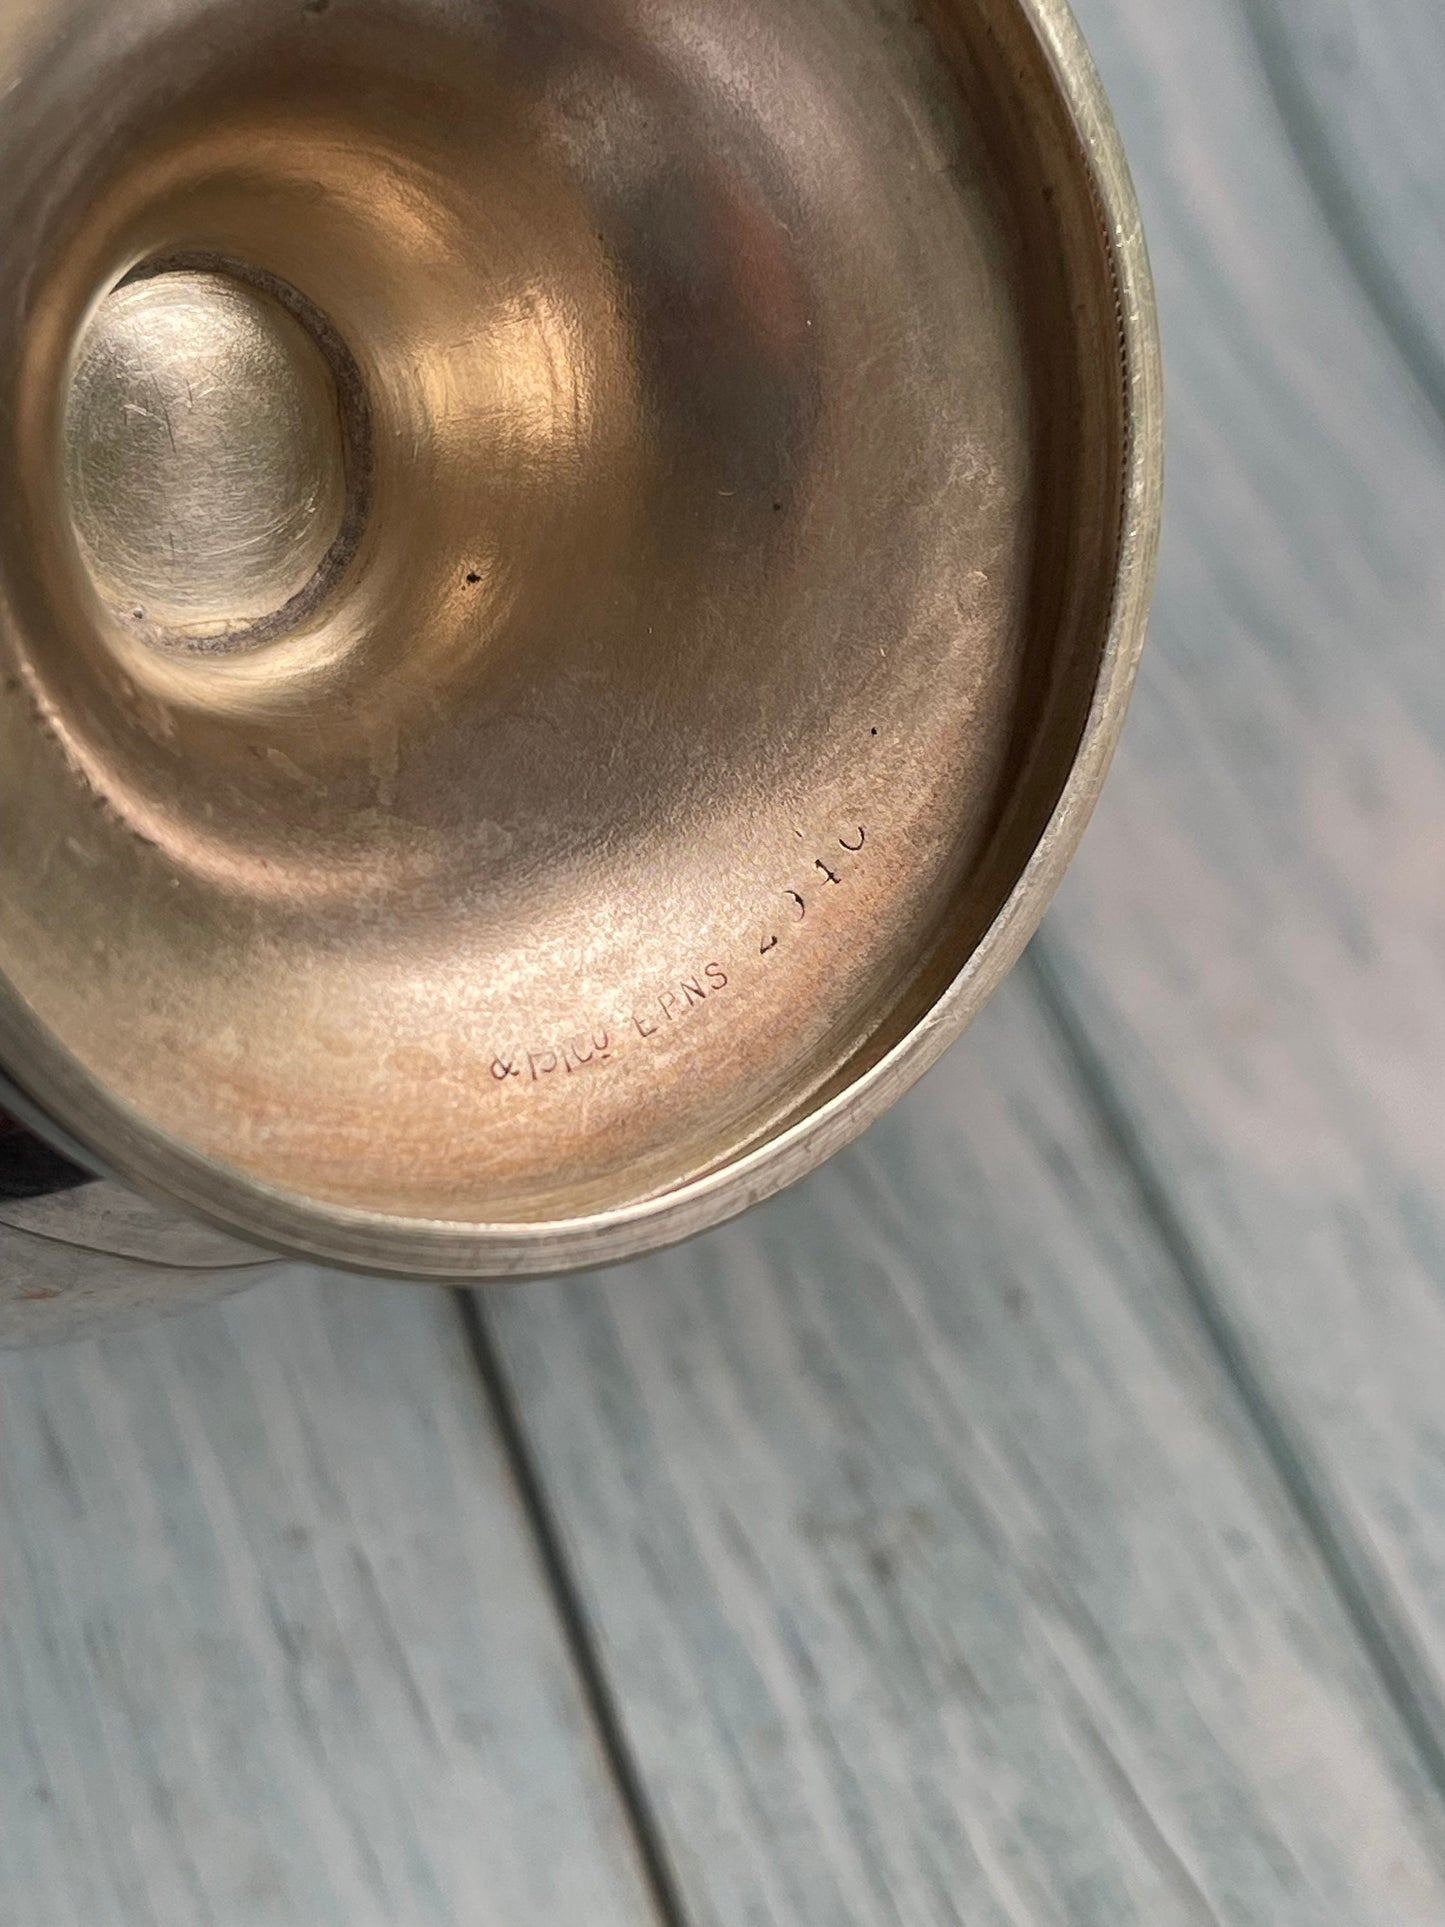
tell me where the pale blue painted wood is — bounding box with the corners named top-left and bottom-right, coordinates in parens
top-left (1041, 0), bottom-right (1445, 1750)
top-left (486, 979), bottom-right (1445, 1926)
top-left (0, 1271), bottom-right (658, 1927)
top-left (476, 0), bottom-right (1445, 1918)
top-left (1246, 0), bottom-right (1445, 425)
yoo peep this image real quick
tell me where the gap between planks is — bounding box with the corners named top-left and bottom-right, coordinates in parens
top-left (1025, 939), bottom-right (1445, 1809)
top-left (454, 1289), bottom-right (690, 1927)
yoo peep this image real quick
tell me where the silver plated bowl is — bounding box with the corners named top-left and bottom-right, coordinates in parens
top-left (0, 0), bottom-right (1160, 1341)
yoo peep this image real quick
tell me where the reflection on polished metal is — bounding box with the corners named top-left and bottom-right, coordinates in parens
top-left (65, 269), bottom-right (355, 642)
top-left (0, 0), bottom-right (1161, 1338)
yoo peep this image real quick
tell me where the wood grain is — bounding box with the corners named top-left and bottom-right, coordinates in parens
top-left (0, 1271), bottom-right (657, 1927)
top-left (1040, 0), bottom-right (1445, 1768)
top-left (1245, 0), bottom-right (1445, 423)
top-left (485, 980), bottom-right (1445, 1927)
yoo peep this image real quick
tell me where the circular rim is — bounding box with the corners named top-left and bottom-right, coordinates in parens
top-left (0, 0), bottom-right (1162, 1280)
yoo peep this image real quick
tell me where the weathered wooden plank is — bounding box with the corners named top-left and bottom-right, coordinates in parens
top-left (486, 978), bottom-right (1445, 1927)
top-left (1246, 0), bottom-right (1445, 421)
top-left (1034, 0), bottom-right (1445, 1746)
top-left (0, 1271), bottom-right (656, 1927)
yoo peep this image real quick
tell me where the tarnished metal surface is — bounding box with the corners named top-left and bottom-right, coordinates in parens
top-left (0, 0), bottom-right (1159, 1303)
top-left (65, 268), bottom-right (354, 641)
